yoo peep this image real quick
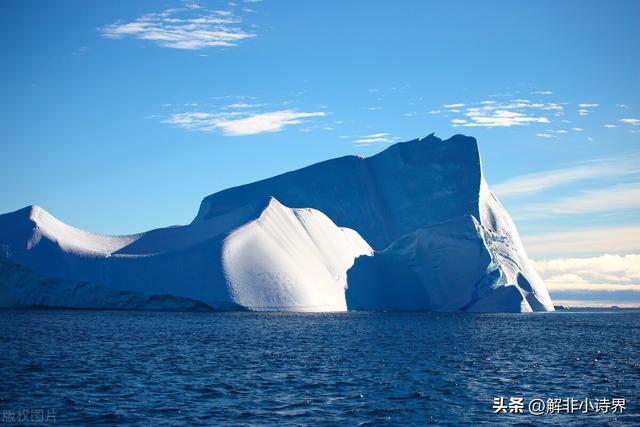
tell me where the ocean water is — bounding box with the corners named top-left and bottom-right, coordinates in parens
top-left (0, 310), bottom-right (638, 426)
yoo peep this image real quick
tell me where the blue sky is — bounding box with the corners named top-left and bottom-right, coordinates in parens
top-left (1, 0), bottom-right (639, 305)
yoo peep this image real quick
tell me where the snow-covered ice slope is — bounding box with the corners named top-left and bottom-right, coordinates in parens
top-left (223, 198), bottom-right (372, 311)
top-left (0, 198), bottom-right (370, 310)
top-left (0, 133), bottom-right (553, 312)
top-left (0, 258), bottom-right (212, 310)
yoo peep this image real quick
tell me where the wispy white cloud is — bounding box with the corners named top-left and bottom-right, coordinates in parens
top-left (523, 226), bottom-right (640, 258)
top-left (448, 99), bottom-right (561, 128)
top-left (224, 102), bottom-right (266, 109)
top-left (462, 110), bottom-right (550, 127)
top-left (620, 118), bottom-right (640, 125)
top-left (443, 103), bottom-right (465, 108)
top-left (604, 124), bottom-right (617, 128)
top-left (353, 133), bottom-right (399, 144)
top-left (216, 111), bottom-right (326, 135)
top-left (533, 254), bottom-right (640, 292)
top-left (101, 4), bottom-right (255, 49)
top-left (492, 153), bottom-right (640, 198)
top-left (577, 104), bottom-right (599, 116)
top-left (511, 182), bottom-right (640, 220)
top-left (532, 90), bottom-right (553, 95)
top-left (165, 109), bottom-right (326, 135)
top-left (536, 133), bottom-right (556, 138)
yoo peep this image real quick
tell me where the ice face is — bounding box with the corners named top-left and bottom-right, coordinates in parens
top-left (346, 214), bottom-right (553, 312)
top-left (193, 134), bottom-right (483, 250)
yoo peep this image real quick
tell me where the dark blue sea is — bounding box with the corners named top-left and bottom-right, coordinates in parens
top-left (1, 310), bottom-right (638, 426)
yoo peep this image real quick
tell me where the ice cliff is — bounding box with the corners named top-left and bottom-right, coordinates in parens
top-left (0, 134), bottom-right (553, 312)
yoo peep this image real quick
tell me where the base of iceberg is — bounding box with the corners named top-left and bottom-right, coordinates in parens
top-left (0, 258), bottom-right (213, 311)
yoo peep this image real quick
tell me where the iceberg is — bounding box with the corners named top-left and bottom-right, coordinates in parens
top-left (0, 133), bottom-right (553, 312)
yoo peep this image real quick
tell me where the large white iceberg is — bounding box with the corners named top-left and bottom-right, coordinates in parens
top-left (0, 133), bottom-right (553, 312)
